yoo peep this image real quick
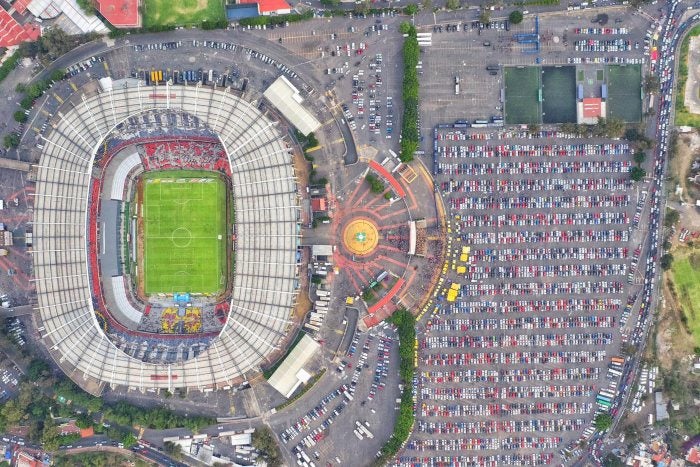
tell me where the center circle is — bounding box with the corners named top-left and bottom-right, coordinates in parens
top-left (171, 227), bottom-right (192, 247)
top-left (343, 218), bottom-right (379, 256)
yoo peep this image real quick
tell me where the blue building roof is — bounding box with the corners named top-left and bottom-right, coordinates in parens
top-left (226, 5), bottom-right (259, 20)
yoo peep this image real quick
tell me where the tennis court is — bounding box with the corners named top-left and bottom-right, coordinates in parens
top-left (542, 66), bottom-right (577, 123)
top-left (606, 64), bottom-right (642, 122)
top-left (504, 66), bottom-right (542, 124)
top-left (141, 171), bottom-right (227, 294)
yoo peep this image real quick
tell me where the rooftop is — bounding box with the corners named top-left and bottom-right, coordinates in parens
top-left (96, 0), bottom-right (140, 28)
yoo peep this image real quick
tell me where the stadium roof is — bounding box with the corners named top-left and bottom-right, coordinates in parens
top-left (263, 76), bottom-right (321, 136)
top-left (267, 334), bottom-right (320, 398)
top-left (0, 8), bottom-right (40, 47)
top-left (96, 0), bottom-right (140, 28)
top-left (32, 84), bottom-right (300, 394)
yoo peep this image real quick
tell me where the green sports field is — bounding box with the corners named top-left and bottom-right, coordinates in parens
top-left (671, 251), bottom-right (700, 347)
top-left (606, 64), bottom-right (642, 122)
top-left (541, 66), bottom-right (576, 124)
top-left (504, 66), bottom-right (542, 125)
top-left (141, 171), bottom-right (227, 295)
top-left (142, 0), bottom-right (225, 28)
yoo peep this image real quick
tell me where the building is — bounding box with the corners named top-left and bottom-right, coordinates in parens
top-left (263, 76), bottom-right (321, 136)
top-left (687, 446), bottom-right (700, 465)
top-left (577, 97), bottom-right (607, 125)
top-left (239, 0), bottom-right (291, 15)
top-left (26, 0), bottom-right (109, 34)
top-left (0, 224), bottom-right (12, 247)
top-left (655, 391), bottom-right (670, 422)
top-left (311, 197), bottom-right (327, 213)
top-left (267, 334), bottom-right (320, 398)
top-left (96, 0), bottom-right (140, 28)
top-left (0, 7), bottom-right (40, 48)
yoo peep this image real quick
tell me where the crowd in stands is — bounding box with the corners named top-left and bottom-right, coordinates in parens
top-left (139, 139), bottom-right (231, 176)
top-left (160, 307), bottom-right (202, 334)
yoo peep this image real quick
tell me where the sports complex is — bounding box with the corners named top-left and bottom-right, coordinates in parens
top-left (503, 64), bottom-right (643, 124)
top-left (31, 82), bottom-right (301, 394)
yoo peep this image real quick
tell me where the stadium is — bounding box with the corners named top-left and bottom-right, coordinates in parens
top-left (31, 80), bottom-right (301, 395)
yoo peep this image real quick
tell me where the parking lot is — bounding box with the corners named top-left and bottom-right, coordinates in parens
top-left (415, 8), bottom-right (653, 136)
top-left (399, 126), bottom-right (653, 464)
top-left (270, 324), bottom-right (400, 466)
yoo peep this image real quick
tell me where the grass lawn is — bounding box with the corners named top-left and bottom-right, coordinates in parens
top-left (670, 251), bottom-right (700, 347)
top-left (142, 0), bottom-right (225, 28)
top-left (142, 171), bottom-right (227, 295)
top-left (675, 25), bottom-right (700, 127)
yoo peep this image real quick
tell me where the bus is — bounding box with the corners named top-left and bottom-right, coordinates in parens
top-left (607, 368), bottom-right (623, 377)
top-left (611, 357), bottom-right (625, 365)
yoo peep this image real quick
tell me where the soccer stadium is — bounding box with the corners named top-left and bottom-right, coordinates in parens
top-left (31, 81), bottom-right (301, 394)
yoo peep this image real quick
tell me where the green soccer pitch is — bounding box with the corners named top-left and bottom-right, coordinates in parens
top-left (141, 171), bottom-right (227, 295)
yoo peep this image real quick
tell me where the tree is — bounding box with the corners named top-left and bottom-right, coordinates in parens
top-left (75, 413), bottom-right (92, 429)
top-left (445, 0), bottom-right (460, 9)
top-left (41, 421), bottom-right (62, 452)
top-left (660, 253), bottom-right (674, 270)
top-left (163, 441), bottom-right (183, 461)
top-left (421, 0), bottom-right (432, 9)
top-left (27, 359), bottom-right (50, 380)
top-left (399, 22), bottom-right (412, 34)
top-left (560, 122), bottom-right (577, 134)
top-left (594, 413), bottom-right (613, 432)
top-left (603, 453), bottom-right (625, 467)
top-left (644, 73), bottom-right (660, 94)
top-left (665, 208), bottom-right (680, 227)
top-left (121, 432), bottom-right (137, 449)
top-left (252, 426), bottom-right (282, 467)
top-left (633, 151), bottom-right (646, 165)
top-left (404, 3), bottom-right (419, 15)
top-left (76, 0), bottom-right (95, 14)
top-left (527, 123), bottom-right (540, 135)
top-left (49, 68), bottom-right (66, 82)
top-left (479, 9), bottom-right (491, 24)
top-left (13, 111), bottom-right (27, 123)
top-left (3, 133), bottom-right (20, 148)
top-left (18, 41), bottom-right (38, 59)
top-left (509, 10), bottom-right (523, 24)
top-left (630, 166), bottom-right (646, 181)
top-left (320, 0), bottom-right (340, 5)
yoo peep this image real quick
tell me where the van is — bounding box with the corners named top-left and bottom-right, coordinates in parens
top-left (483, 41), bottom-right (491, 46)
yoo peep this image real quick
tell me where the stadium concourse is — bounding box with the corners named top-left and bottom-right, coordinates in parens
top-left (31, 82), bottom-right (301, 394)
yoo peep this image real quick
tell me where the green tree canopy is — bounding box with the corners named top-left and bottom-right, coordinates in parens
top-left (660, 253), bottom-right (674, 270)
top-left (630, 166), bottom-right (646, 182)
top-left (13, 111), bottom-right (27, 123)
top-left (509, 10), bottom-right (523, 24)
top-left (3, 133), bottom-right (20, 149)
top-left (665, 208), bottom-right (680, 227)
top-left (404, 3), bottom-right (419, 14)
top-left (594, 413), bottom-right (613, 431)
